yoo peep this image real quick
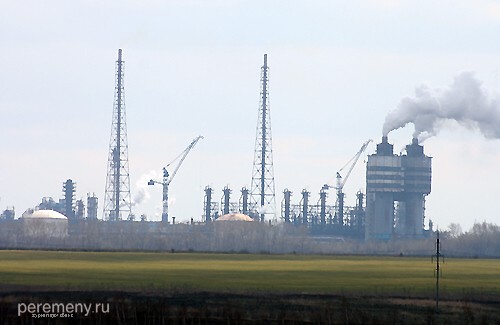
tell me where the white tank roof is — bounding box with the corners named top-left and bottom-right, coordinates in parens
top-left (22, 210), bottom-right (68, 220)
top-left (216, 213), bottom-right (254, 222)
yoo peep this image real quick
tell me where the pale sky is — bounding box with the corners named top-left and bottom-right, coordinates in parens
top-left (2, 0), bottom-right (500, 231)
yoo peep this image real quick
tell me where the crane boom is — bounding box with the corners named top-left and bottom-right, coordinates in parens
top-left (167, 135), bottom-right (204, 185)
top-left (148, 135), bottom-right (204, 223)
top-left (338, 139), bottom-right (372, 190)
top-left (322, 139), bottom-right (372, 225)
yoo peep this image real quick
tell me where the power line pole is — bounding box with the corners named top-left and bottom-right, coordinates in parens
top-left (432, 230), bottom-right (444, 313)
top-left (250, 54), bottom-right (276, 223)
top-left (103, 49), bottom-right (132, 221)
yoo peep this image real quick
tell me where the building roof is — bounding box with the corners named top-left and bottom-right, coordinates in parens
top-left (22, 210), bottom-right (68, 220)
top-left (216, 213), bottom-right (254, 222)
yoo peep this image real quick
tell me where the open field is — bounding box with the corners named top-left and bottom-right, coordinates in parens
top-left (0, 250), bottom-right (499, 297)
top-left (1, 250), bottom-right (499, 323)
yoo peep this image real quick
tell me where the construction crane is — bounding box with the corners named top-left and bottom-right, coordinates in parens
top-left (148, 135), bottom-right (204, 224)
top-left (323, 139), bottom-right (372, 224)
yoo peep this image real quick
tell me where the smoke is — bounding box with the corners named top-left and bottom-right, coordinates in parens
top-left (382, 72), bottom-right (500, 141)
top-left (132, 170), bottom-right (160, 206)
top-left (258, 205), bottom-right (272, 215)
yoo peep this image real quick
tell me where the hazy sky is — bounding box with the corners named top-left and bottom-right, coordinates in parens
top-left (2, 0), bottom-right (500, 231)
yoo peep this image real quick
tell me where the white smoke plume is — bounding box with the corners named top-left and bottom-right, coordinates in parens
top-left (258, 205), bottom-right (268, 215)
top-left (382, 72), bottom-right (500, 141)
top-left (132, 170), bottom-right (161, 206)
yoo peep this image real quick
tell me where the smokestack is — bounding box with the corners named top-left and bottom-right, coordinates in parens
top-left (406, 137), bottom-right (424, 157)
top-left (376, 136), bottom-right (394, 156)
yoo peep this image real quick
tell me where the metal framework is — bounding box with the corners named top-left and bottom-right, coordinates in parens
top-left (203, 186), bottom-right (220, 223)
top-left (280, 189), bottom-right (365, 237)
top-left (148, 136), bottom-right (203, 223)
top-left (103, 49), bottom-right (132, 221)
top-left (250, 54), bottom-right (276, 223)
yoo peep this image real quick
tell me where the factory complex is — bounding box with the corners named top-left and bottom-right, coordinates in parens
top-left (0, 50), bottom-right (434, 248)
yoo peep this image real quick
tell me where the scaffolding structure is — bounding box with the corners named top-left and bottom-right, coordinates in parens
top-left (280, 188), bottom-right (365, 237)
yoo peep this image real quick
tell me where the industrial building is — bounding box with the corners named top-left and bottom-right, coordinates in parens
top-left (365, 136), bottom-right (432, 240)
top-left (0, 50), bottom-right (436, 246)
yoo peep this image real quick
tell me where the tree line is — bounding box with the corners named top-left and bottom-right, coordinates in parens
top-left (0, 220), bottom-right (498, 257)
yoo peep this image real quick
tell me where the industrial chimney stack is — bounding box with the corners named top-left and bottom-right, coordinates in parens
top-left (365, 136), bottom-right (432, 240)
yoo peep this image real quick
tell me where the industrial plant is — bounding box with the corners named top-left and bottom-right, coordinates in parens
top-left (0, 49), bottom-right (434, 250)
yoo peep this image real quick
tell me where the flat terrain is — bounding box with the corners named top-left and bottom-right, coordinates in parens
top-left (0, 250), bottom-right (499, 297)
top-left (1, 250), bottom-right (499, 323)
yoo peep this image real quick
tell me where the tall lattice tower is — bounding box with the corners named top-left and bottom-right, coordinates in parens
top-left (103, 49), bottom-right (132, 221)
top-left (250, 54), bottom-right (276, 223)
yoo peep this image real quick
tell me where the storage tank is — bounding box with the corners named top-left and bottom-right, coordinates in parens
top-left (21, 210), bottom-right (68, 238)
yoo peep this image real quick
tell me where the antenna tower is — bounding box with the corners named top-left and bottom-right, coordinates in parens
top-left (103, 49), bottom-right (132, 221)
top-left (250, 54), bottom-right (276, 223)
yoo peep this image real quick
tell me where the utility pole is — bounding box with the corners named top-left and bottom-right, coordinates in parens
top-left (432, 231), bottom-right (444, 313)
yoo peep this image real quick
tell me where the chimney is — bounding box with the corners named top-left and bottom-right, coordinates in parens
top-left (376, 136), bottom-right (394, 156)
top-left (406, 137), bottom-right (424, 157)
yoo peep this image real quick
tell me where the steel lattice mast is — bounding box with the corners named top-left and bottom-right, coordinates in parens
top-left (250, 54), bottom-right (276, 223)
top-left (103, 49), bottom-right (132, 221)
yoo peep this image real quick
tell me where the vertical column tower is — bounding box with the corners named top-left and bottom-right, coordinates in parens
top-left (240, 187), bottom-right (249, 215)
top-left (250, 54), bottom-right (276, 223)
top-left (282, 189), bottom-right (292, 223)
top-left (365, 136), bottom-right (401, 240)
top-left (203, 186), bottom-right (213, 223)
top-left (222, 186), bottom-right (231, 215)
top-left (63, 179), bottom-right (75, 219)
top-left (87, 193), bottom-right (98, 220)
top-left (103, 49), bottom-right (132, 221)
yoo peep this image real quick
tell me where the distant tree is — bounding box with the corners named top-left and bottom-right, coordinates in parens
top-left (461, 221), bottom-right (500, 257)
top-left (469, 221), bottom-right (500, 236)
top-left (447, 223), bottom-right (463, 238)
